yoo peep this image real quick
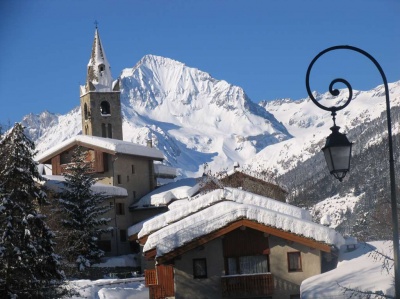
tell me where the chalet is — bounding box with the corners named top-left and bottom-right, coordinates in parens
top-left (130, 188), bottom-right (344, 299)
top-left (200, 168), bottom-right (287, 202)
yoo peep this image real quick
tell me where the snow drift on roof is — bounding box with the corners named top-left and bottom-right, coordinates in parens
top-left (35, 135), bottom-right (164, 162)
top-left (131, 178), bottom-right (199, 208)
top-left (143, 201), bottom-right (345, 257)
top-left (128, 187), bottom-right (311, 238)
top-left (40, 175), bottom-right (128, 197)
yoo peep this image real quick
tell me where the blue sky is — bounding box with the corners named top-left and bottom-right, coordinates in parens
top-left (1, 0), bottom-right (399, 124)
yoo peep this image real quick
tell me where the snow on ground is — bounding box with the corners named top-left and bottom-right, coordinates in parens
top-left (66, 255), bottom-right (147, 299)
top-left (92, 254), bottom-right (138, 268)
top-left (301, 241), bottom-right (395, 298)
top-left (311, 193), bottom-right (361, 228)
top-left (66, 278), bottom-right (148, 299)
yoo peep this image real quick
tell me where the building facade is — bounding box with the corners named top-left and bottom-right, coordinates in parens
top-left (36, 27), bottom-right (175, 256)
top-left (133, 188), bottom-right (344, 299)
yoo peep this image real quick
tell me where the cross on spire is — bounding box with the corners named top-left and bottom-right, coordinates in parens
top-left (94, 20), bottom-right (98, 29)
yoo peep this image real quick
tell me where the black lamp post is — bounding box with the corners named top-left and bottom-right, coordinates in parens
top-left (306, 45), bottom-right (400, 297)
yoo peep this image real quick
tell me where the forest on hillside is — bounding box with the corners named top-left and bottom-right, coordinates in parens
top-left (278, 106), bottom-right (400, 241)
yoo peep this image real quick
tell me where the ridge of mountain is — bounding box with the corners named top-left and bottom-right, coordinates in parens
top-left (25, 55), bottom-right (292, 177)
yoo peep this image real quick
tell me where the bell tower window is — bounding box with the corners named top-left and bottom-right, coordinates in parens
top-left (102, 123), bottom-right (107, 138)
top-left (108, 124), bottom-right (112, 138)
top-left (98, 64), bottom-right (105, 73)
top-left (100, 101), bottom-right (111, 115)
top-left (84, 103), bottom-right (89, 120)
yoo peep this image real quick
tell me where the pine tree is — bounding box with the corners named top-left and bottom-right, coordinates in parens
top-left (58, 146), bottom-right (111, 271)
top-left (0, 123), bottom-right (64, 298)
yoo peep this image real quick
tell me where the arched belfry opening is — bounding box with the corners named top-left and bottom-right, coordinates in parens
top-left (84, 103), bottom-right (89, 120)
top-left (98, 63), bottom-right (105, 73)
top-left (100, 101), bottom-right (111, 115)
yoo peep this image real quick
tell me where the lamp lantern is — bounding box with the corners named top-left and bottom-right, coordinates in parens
top-left (322, 125), bottom-right (352, 182)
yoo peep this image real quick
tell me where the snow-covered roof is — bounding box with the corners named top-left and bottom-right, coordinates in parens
top-left (301, 241), bottom-right (394, 298)
top-left (143, 200), bottom-right (345, 257)
top-left (36, 135), bottom-right (164, 163)
top-left (128, 188), bottom-right (312, 239)
top-left (131, 178), bottom-right (200, 209)
top-left (39, 175), bottom-right (128, 197)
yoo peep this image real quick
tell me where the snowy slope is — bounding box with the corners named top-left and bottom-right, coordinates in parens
top-left (301, 241), bottom-right (394, 298)
top-left (253, 81), bottom-right (400, 175)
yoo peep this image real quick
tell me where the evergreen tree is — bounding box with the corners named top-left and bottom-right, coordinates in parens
top-left (0, 123), bottom-right (64, 298)
top-left (58, 146), bottom-right (111, 271)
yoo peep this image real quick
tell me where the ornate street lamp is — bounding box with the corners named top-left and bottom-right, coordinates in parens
top-left (306, 45), bottom-right (400, 297)
top-left (321, 124), bottom-right (352, 182)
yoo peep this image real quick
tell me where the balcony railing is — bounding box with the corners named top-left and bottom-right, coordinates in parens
top-left (221, 273), bottom-right (274, 298)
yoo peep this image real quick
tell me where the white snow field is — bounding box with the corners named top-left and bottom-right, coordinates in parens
top-left (301, 241), bottom-right (395, 298)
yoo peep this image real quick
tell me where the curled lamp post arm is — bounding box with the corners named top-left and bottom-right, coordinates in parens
top-left (306, 45), bottom-right (399, 297)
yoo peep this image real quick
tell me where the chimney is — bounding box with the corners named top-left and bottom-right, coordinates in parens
top-left (147, 139), bottom-right (153, 148)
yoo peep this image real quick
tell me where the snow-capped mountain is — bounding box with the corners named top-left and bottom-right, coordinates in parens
top-left (22, 54), bottom-right (400, 181)
top-left (26, 55), bottom-right (292, 177)
top-left (20, 54), bottom-right (400, 239)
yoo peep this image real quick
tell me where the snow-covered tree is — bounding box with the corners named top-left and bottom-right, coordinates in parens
top-left (58, 146), bottom-right (111, 271)
top-left (0, 123), bottom-right (64, 298)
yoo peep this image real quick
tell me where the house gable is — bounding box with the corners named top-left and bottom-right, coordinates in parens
top-left (145, 219), bottom-right (331, 264)
top-left (200, 171), bottom-right (288, 202)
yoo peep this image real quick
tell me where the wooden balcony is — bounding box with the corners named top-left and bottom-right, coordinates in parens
top-left (145, 269), bottom-right (157, 286)
top-left (221, 273), bottom-right (274, 298)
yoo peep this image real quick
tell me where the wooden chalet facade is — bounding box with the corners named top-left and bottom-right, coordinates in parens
top-left (130, 188), bottom-right (344, 299)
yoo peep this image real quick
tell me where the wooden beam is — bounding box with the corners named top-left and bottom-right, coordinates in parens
top-left (239, 219), bottom-right (331, 253)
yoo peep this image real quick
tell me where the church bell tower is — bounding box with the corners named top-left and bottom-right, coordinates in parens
top-left (80, 26), bottom-right (123, 140)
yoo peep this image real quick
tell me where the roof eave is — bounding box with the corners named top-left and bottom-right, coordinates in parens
top-left (144, 219), bottom-right (333, 264)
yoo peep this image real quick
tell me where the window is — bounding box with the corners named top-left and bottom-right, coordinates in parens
top-left (107, 123), bottom-right (112, 138)
top-left (120, 229), bottom-right (127, 242)
top-left (133, 191), bottom-right (136, 200)
top-left (127, 175), bottom-right (129, 182)
top-left (116, 203), bottom-right (125, 215)
top-left (131, 165), bottom-right (135, 174)
top-left (193, 258), bottom-right (207, 279)
top-left (100, 101), bottom-right (111, 115)
top-left (102, 123), bottom-right (106, 138)
top-left (288, 252), bottom-right (302, 272)
top-left (227, 255), bottom-right (269, 275)
top-left (117, 175), bottom-right (121, 184)
top-left (84, 103), bottom-right (89, 120)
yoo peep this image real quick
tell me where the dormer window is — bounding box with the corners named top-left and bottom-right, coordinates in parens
top-left (100, 101), bottom-right (111, 115)
top-left (98, 64), bottom-right (105, 73)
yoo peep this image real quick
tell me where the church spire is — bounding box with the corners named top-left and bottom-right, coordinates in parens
top-left (85, 26), bottom-right (113, 92)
